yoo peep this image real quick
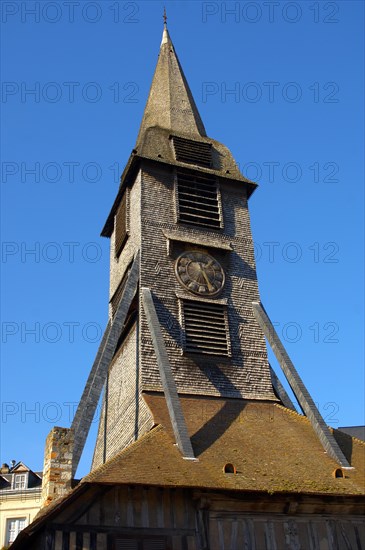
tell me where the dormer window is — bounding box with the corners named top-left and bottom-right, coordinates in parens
top-left (176, 169), bottom-right (222, 229)
top-left (14, 473), bottom-right (26, 490)
top-left (171, 135), bottom-right (212, 168)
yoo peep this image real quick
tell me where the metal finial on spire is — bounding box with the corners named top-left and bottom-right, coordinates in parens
top-left (163, 6), bottom-right (167, 27)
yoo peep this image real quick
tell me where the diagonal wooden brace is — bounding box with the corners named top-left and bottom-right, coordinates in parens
top-left (252, 301), bottom-right (351, 468)
top-left (71, 251), bottom-right (140, 476)
top-left (142, 287), bottom-right (195, 460)
top-left (269, 365), bottom-right (296, 411)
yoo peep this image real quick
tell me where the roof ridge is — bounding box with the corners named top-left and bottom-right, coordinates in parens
top-left (273, 403), bottom-right (310, 423)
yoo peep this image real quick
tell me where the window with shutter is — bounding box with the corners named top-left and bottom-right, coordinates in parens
top-left (182, 300), bottom-right (230, 356)
top-left (176, 170), bottom-right (222, 229)
top-left (115, 191), bottom-right (128, 258)
top-left (172, 135), bottom-right (212, 168)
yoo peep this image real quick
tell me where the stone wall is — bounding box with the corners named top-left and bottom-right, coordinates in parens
top-left (41, 427), bottom-right (73, 506)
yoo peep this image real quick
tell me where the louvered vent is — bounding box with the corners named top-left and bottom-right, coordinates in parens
top-left (183, 300), bottom-right (230, 356)
top-left (110, 263), bottom-right (132, 317)
top-left (115, 191), bottom-right (128, 257)
top-left (177, 170), bottom-right (221, 229)
top-left (172, 136), bottom-right (212, 167)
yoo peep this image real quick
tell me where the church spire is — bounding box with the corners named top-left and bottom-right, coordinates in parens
top-left (136, 22), bottom-right (207, 144)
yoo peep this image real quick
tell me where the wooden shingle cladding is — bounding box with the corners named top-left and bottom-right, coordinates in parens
top-left (115, 190), bottom-right (129, 258)
top-left (138, 163), bottom-right (280, 401)
top-left (175, 169), bottom-right (222, 229)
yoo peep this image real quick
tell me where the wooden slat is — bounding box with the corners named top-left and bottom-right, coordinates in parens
top-left (62, 531), bottom-right (70, 550)
top-left (45, 530), bottom-right (55, 550)
top-left (75, 531), bottom-right (82, 550)
top-left (141, 488), bottom-right (150, 529)
top-left (54, 531), bottom-right (62, 550)
top-left (96, 533), bottom-right (107, 550)
top-left (132, 486), bottom-right (143, 528)
top-left (115, 192), bottom-right (128, 258)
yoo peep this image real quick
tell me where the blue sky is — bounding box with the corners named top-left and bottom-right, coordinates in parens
top-left (1, 0), bottom-right (364, 477)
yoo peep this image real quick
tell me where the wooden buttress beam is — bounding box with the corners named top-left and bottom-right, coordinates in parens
top-left (269, 365), bottom-right (296, 412)
top-left (71, 251), bottom-right (140, 476)
top-left (252, 301), bottom-right (351, 468)
top-left (142, 287), bottom-right (195, 460)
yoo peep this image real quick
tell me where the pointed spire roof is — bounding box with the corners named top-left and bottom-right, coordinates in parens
top-left (101, 21), bottom-right (257, 238)
top-left (136, 23), bottom-right (207, 143)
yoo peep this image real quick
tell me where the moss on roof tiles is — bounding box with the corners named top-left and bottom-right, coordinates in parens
top-left (82, 395), bottom-right (364, 496)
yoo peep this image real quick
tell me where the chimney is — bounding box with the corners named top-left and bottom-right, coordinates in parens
top-left (41, 427), bottom-right (74, 507)
top-left (1, 463), bottom-right (9, 474)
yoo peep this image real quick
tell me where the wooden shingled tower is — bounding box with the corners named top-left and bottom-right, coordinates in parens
top-left (13, 20), bottom-right (365, 550)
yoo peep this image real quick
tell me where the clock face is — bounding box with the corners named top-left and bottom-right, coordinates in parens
top-left (175, 251), bottom-right (225, 296)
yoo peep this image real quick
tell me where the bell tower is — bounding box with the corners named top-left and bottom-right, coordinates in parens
top-left (89, 23), bottom-right (276, 469)
top-left (67, 21), bottom-right (349, 477)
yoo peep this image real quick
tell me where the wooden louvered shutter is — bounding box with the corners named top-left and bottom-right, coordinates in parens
top-left (182, 300), bottom-right (230, 356)
top-left (176, 170), bottom-right (222, 229)
top-left (115, 192), bottom-right (128, 257)
top-left (172, 136), bottom-right (212, 168)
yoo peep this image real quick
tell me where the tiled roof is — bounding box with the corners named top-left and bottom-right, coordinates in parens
top-left (12, 395), bottom-right (364, 549)
top-left (83, 394), bottom-right (365, 496)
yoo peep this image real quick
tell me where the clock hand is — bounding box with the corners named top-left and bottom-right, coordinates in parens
top-left (199, 266), bottom-right (215, 292)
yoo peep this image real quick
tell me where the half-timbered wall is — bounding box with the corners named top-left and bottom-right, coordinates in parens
top-left (24, 487), bottom-right (365, 550)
